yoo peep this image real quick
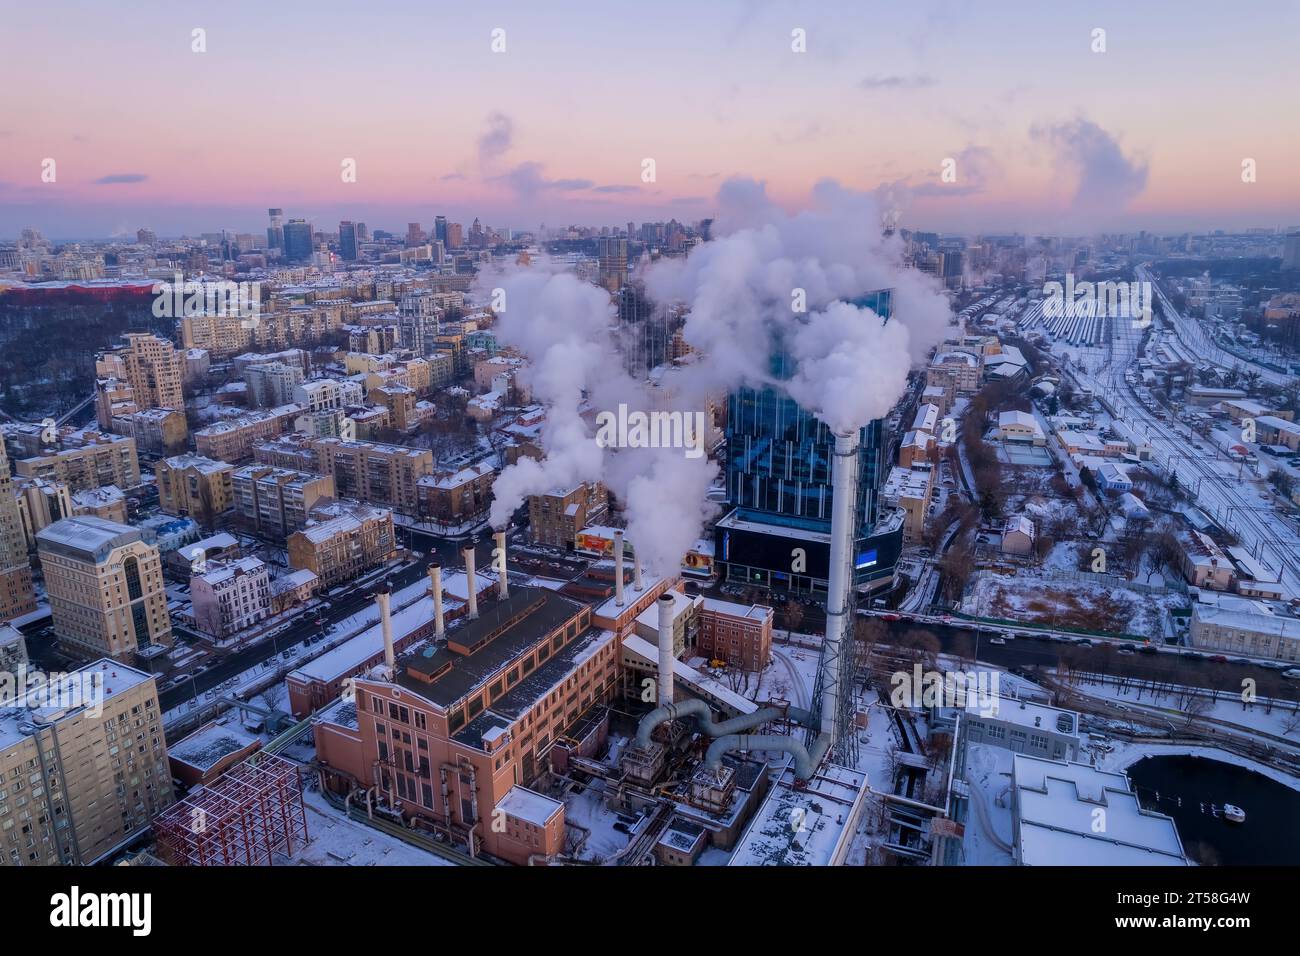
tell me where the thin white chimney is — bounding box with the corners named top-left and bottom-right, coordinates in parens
top-left (376, 589), bottom-right (395, 673)
top-left (656, 592), bottom-right (676, 704)
top-left (614, 530), bottom-right (626, 607)
top-left (633, 547), bottom-right (644, 592)
top-left (821, 431), bottom-right (860, 740)
top-left (493, 530), bottom-right (509, 600)
top-left (463, 545), bottom-right (479, 620)
top-left (429, 563), bottom-right (445, 639)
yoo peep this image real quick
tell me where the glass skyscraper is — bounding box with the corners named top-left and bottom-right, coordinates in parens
top-left (714, 289), bottom-right (903, 593)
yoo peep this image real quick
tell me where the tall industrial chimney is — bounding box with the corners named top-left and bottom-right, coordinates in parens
top-left (820, 431), bottom-right (860, 741)
top-left (463, 544), bottom-right (479, 620)
top-left (633, 548), bottom-right (644, 592)
top-left (376, 589), bottom-right (395, 673)
top-left (429, 562), bottom-right (445, 639)
top-left (656, 592), bottom-right (675, 704)
top-left (614, 529), bottom-right (626, 607)
top-left (493, 530), bottom-right (509, 600)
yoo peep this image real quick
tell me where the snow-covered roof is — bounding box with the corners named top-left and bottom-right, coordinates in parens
top-left (496, 786), bottom-right (563, 827)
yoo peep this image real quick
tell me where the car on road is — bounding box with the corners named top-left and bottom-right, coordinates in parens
top-left (1117, 646), bottom-right (1135, 656)
top-left (1138, 644), bottom-right (1158, 655)
top-left (1283, 669), bottom-right (1300, 680)
top-left (987, 637), bottom-right (1006, 645)
top-left (1075, 639), bottom-right (1093, 648)
top-left (1208, 654), bottom-right (1229, 663)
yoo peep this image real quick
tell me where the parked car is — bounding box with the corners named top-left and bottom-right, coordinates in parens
top-left (1282, 669), bottom-right (1300, 680)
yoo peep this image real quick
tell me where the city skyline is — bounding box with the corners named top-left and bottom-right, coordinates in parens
top-left (3, 0), bottom-right (1300, 236)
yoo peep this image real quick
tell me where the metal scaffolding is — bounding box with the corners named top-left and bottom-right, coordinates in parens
top-left (154, 753), bottom-right (309, 866)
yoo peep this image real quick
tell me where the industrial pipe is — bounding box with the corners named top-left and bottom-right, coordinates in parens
top-left (634, 697), bottom-right (818, 750)
top-left (376, 589), bottom-right (394, 672)
top-left (430, 563), bottom-right (445, 639)
top-left (463, 544), bottom-right (478, 619)
top-left (702, 733), bottom-right (831, 782)
top-left (656, 593), bottom-right (675, 705)
top-left (614, 530), bottom-right (626, 607)
top-left (493, 530), bottom-right (509, 600)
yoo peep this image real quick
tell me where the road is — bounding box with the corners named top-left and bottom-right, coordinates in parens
top-left (1073, 277), bottom-right (1300, 591)
top-left (871, 616), bottom-right (1300, 705)
top-left (1141, 265), bottom-right (1291, 388)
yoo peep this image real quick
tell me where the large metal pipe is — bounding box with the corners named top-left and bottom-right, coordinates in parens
top-left (493, 530), bottom-right (509, 600)
top-left (613, 530), bottom-right (626, 607)
top-left (376, 589), bottom-right (394, 672)
top-left (429, 563), bottom-right (445, 639)
top-left (703, 733), bottom-right (831, 782)
top-left (656, 593), bottom-right (675, 704)
top-left (820, 430), bottom-right (860, 740)
top-left (634, 698), bottom-right (818, 750)
top-left (462, 545), bottom-right (478, 620)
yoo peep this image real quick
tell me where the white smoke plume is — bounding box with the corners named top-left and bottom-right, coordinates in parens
top-left (480, 177), bottom-right (951, 574)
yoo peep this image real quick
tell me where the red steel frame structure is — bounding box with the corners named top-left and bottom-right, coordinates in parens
top-left (155, 753), bottom-right (309, 866)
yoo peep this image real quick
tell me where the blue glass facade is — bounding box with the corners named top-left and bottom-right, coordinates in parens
top-left (716, 289), bottom-right (901, 592)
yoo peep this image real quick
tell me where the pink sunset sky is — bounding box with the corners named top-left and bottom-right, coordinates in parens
top-left (2, 0), bottom-right (1298, 236)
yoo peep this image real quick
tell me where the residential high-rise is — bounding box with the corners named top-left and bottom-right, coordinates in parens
top-left (434, 215), bottom-right (448, 244)
top-left (339, 220), bottom-right (359, 261)
top-left (94, 332), bottom-right (186, 428)
top-left (445, 222), bottom-right (463, 250)
top-left (0, 659), bottom-right (174, 866)
top-left (1284, 233), bottom-right (1300, 271)
top-left (37, 515), bottom-right (173, 662)
top-left (406, 222), bottom-right (424, 247)
top-left (597, 236), bottom-right (628, 293)
top-left (0, 442), bottom-right (36, 623)
top-left (283, 219), bottom-right (314, 262)
top-left (713, 289), bottom-right (903, 594)
top-left (267, 208), bottom-right (284, 250)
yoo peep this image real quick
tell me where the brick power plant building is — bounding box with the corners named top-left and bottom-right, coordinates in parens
top-left (309, 531), bottom-right (775, 866)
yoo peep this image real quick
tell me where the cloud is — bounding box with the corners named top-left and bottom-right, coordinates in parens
top-left (494, 162), bottom-right (594, 199)
top-left (859, 74), bottom-right (934, 90)
top-left (93, 173), bottom-right (148, 185)
top-left (1031, 117), bottom-right (1148, 212)
top-left (440, 172), bottom-right (466, 182)
top-left (591, 184), bottom-right (640, 194)
top-left (477, 111), bottom-right (514, 167)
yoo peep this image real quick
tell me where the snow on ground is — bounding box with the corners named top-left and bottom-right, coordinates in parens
top-left (1068, 674), bottom-right (1300, 743)
top-left (964, 567), bottom-right (1185, 637)
top-left (1097, 739), bottom-right (1300, 794)
top-left (961, 743), bottom-right (1015, 865)
top-left (561, 780), bottom-right (631, 863)
top-left (292, 787), bottom-right (455, 866)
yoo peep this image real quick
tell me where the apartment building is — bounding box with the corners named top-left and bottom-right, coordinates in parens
top-left (190, 557), bottom-right (271, 639)
top-left (0, 442), bottom-right (36, 623)
top-left (287, 501), bottom-right (397, 588)
top-left (416, 459), bottom-right (496, 525)
top-left (881, 464), bottom-right (935, 543)
top-left (36, 516), bottom-right (173, 662)
top-left (0, 660), bottom-right (174, 866)
top-left (113, 406), bottom-right (189, 456)
top-left (194, 405), bottom-right (300, 463)
top-left (232, 464), bottom-right (335, 539)
top-left (311, 437), bottom-right (433, 514)
top-left (294, 377), bottom-right (364, 414)
top-left (244, 361), bottom-right (305, 408)
top-left (156, 454), bottom-right (236, 527)
top-left (15, 430), bottom-right (140, 494)
top-left (926, 350), bottom-right (981, 395)
top-left (94, 332), bottom-right (186, 427)
top-left (529, 482), bottom-right (608, 549)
